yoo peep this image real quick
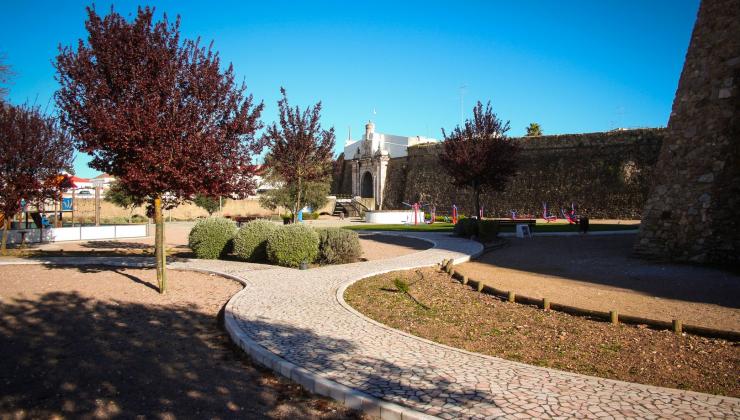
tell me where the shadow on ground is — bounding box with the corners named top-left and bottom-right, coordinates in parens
top-left (0, 290), bottom-right (360, 419)
top-left (0, 285), bottom-right (497, 418)
top-left (469, 234), bottom-right (740, 308)
top-left (238, 317), bottom-right (499, 415)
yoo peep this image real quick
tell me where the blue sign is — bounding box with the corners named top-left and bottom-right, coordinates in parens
top-left (62, 198), bottom-right (73, 211)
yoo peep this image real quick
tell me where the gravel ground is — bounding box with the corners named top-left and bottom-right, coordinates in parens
top-left (455, 234), bottom-right (740, 332)
top-left (0, 265), bottom-right (362, 419)
top-left (345, 267), bottom-right (740, 397)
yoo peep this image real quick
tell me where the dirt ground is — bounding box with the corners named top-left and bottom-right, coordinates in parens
top-left (0, 265), bottom-right (362, 419)
top-left (455, 234), bottom-right (740, 332)
top-left (345, 268), bottom-right (740, 397)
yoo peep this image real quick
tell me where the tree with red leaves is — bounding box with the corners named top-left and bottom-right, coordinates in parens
top-left (0, 104), bottom-right (74, 254)
top-left (262, 88), bottom-right (335, 223)
top-left (55, 7), bottom-right (263, 292)
top-left (439, 101), bottom-right (520, 218)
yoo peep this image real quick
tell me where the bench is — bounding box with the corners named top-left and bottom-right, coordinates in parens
top-left (494, 218), bottom-right (536, 228)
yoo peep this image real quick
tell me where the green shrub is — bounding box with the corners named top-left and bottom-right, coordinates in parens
top-left (453, 218), bottom-right (479, 238)
top-left (188, 217), bottom-right (237, 259)
top-left (266, 224), bottom-right (319, 267)
top-left (478, 220), bottom-right (500, 242)
top-left (233, 219), bottom-right (279, 262)
top-left (393, 277), bottom-right (410, 293)
top-left (316, 227), bottom-right (361, 264)
top-left (131, 214), bottom-right (148, 223)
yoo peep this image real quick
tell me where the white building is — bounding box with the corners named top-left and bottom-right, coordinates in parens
top-left (343, 121), bottom-right (437, 209)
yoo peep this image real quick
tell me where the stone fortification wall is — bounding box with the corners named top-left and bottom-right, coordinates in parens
top-left (369, 128), bottom-right (665, 219)
top-left (635, 0), bottom-right (740, 264)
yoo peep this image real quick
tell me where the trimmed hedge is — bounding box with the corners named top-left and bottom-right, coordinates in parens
top-left (266, 224), bottom-right (319, 267)
top-left (233, 219), bottom-right (279, 262)
top-left (188, 217), bottom-right (237, 259)
top-left (453, 218), bottom-right (478, 238)
top-left (317, 228), bottom-right (361, 264)
top-left (453, 218), bottom-right (499, 242)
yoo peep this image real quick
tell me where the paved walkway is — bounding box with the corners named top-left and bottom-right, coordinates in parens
top-left (3, 233), bottom-right (739, 419)
top-left (181, 233), bottom-right (740, 419)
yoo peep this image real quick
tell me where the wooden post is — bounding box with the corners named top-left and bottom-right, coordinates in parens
top-left (542, 298), bottom-right (550, 310)
top-left (610, 310), bottom-right (619, 325)
top-left (94, 184), bottom-right (101, 226)
top-left (507, 291), bottom-right (515, 303)
top-left (462, 275), bottom-right (468, 285)
top-left (476, 281), bottom-right (484, 292)
top-left (672, 319), bottom-right (683, 335)
top-left (450, 269), bottom-right (456, 277)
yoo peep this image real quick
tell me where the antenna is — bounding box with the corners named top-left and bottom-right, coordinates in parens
top-left (347, 125), bottom-right (351, 142)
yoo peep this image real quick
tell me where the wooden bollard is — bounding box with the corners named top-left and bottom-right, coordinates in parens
top-left (610, 310), bottom-right (619, 325)
top-left (462, 275), bottom-right (468, 285)
top-left (476, 281), bottom-right (484, 292)
top-left (450, 269), bottom-right (456, 277)
top-left (507, 291), bottom-right (515, 303)
top-left (542, 298), bottom-right (550, 310)
top-left (673, 319), bottom-right (683, 335)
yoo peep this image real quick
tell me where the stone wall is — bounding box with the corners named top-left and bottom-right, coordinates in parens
top-left (635, 0), bottom-right (740, 264)
top-left (356, 128), bottom-right (665, 219)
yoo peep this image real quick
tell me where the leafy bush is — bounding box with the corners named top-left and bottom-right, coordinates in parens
top-left (453, 218), bottom-right (479, 238)
top-left (478, 220), bottom-right (500, 242)
top-left (233, 219), bottom-right (279, 262)
top-left (131, 214), bottom-right (148, 223)
top-left (316, 227), bottom-right (361, 264)
top-left (188, 217), bottom-right (237, 259)
top-left (266, 224), bottom-right (319, 267)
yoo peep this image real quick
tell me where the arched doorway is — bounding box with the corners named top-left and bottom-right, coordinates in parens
top-left (361, 171), bottom-right (373, 198)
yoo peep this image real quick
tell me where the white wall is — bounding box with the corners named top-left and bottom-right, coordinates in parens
top-left (3, 224), bottom-right (148, 245)
top-left (365, 209), bottom-right (425, 224)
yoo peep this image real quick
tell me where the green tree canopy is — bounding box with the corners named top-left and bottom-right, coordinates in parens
top-left (526, 122), bottom-right (543, 137)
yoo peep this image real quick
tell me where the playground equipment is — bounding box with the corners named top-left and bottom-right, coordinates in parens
top-left (542, 202), bottom-right (558, 222)
top-left (511, 210), bottom-right (534, 220)
top-left (401, 201), bottom-right (438, 225)
top-left (561, 203), bottom-right (579, 224)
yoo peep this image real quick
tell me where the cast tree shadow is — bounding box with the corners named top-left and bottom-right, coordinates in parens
top-left (472, 234), bottom-right (740, 308)
top-left (0, 289), bottom-right (500, 419)
top-left (239, 317), bottom-right (501, 416)
top-left (0, 292), bottom-right (361, 419)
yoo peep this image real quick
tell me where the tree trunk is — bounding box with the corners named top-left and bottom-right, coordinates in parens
top-left (128, 207), bottom-right (134, 224)
top-left (293, 177), bottom-right (303, 224)
top-left (473, 181), bottom-right (481, 219)
top-left (1, 217), bottom-right (10, 256)
top-left (154, 196), bottom-right (167, 294)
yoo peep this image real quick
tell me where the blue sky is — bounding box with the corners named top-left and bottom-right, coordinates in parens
top-left (2, 1), bottom-right (699, 178)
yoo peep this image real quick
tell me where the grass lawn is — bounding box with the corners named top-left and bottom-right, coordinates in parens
top-left (345, 267), bottom-right (739, 397)
top-left (345, 223), bottom-right (455, 232)
top-left (345, 221), bottom-right (639, 233)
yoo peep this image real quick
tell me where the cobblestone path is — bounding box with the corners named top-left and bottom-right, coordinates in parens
top-left (3, 233), bottom-right (739, 419)
top-left (177, 232), bottom-right (739, 419)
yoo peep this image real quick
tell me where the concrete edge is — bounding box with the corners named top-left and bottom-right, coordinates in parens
top-left (223, 311), bottom-right (437, 420)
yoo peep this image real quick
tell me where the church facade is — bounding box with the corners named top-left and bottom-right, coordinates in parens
top-left (343, 121), bottom-right (437, 209)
